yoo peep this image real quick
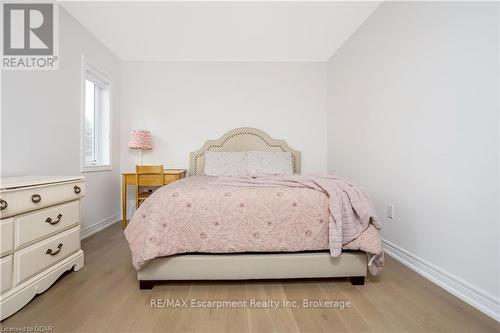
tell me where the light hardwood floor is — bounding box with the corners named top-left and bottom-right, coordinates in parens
top-left (1, 223), bottom-right (498, 332)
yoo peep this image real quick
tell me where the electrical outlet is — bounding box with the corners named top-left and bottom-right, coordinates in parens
top-left (387, 204), bottom-right (395, 220)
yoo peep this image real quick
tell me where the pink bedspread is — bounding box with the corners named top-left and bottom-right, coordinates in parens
top-left (125, 175), bottom-right (384, 274)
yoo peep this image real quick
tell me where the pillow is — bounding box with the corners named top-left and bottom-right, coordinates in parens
top-left (247, 151), bottom-right (293, 175)
top-left (204, 151), bottom-right (247, 176)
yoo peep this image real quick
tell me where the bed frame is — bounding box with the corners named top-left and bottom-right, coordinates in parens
top-left (137, 127), bottom-right (367, 289)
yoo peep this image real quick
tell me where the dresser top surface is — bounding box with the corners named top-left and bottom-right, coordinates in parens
top-left (0, 176), bottom-right (85, 190)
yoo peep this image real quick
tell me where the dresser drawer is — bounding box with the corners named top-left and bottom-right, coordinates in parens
top-left (15, 201), bottom-right (80, 249)
top-left (1, 255), bottom-right (13, 294)
top-left (1, 218), bottom-right (14, 255)
top-left (0, 180), bottom-right (85, 219)
top-left (14, 226), bottom-right (81, 284)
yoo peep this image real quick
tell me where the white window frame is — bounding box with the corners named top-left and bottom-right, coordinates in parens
top-left (81, 55), bottom-right (113, 173)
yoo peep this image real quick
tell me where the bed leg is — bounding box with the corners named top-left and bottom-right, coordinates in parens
top-left (350, 276), bottom-right (365, 285)
top-left (139, 280), bottom-right (155, 290)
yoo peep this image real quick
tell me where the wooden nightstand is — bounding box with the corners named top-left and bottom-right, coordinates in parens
top-left (121, 169), bottom-right (186, 228)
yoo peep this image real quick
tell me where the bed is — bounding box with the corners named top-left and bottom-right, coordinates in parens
top-left (125, 127), bottom-right (382, 289)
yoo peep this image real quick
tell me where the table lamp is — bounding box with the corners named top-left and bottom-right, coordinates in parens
top-left (128, 130), bottom-right (152, 165)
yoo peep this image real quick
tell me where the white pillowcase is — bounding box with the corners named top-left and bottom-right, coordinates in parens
top-left (247, 151), bottom-right (293, 175)
top-left (204, 151), bottom-right (247, 176)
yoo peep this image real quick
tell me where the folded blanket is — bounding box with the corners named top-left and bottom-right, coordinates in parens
top-left (213, 174), bottom-right (384, 274)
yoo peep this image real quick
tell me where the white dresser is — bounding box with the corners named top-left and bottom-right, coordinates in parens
top-left (0, 176), bottom-right (86, 320)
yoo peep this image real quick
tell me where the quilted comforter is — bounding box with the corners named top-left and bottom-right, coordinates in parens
top-left (124, 175), bottom-right (384, 274)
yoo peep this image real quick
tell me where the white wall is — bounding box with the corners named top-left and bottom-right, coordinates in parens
top-left (1, 7), bottom-right (121, 235)
top-left (120, 62), bottom-right (327, 174)
top-left (120, 62), bottom-right (327, 217)
top-left (326, 1), bottom-right (499, 317)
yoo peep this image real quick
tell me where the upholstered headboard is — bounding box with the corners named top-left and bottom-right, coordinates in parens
top-left (189, 127), bottom-right (301, 176)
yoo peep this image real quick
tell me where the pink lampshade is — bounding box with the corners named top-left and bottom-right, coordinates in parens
top-left (128, 130), bottom-right (152, 150)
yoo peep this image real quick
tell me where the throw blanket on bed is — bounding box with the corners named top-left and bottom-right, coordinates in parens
top-left (125, 175), bottom-right (384, 274)
top-left (213, 174), bottom-right (384, 273)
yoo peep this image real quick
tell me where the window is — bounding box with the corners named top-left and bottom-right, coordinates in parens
top-left (82, 58), bottom-right (112, 172)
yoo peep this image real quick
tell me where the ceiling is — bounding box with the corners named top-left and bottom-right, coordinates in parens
top-left (60, 1), bottom-right (381, 62)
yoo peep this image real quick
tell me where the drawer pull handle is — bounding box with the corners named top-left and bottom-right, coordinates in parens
top-left (74, 185), bottom-right (81, 194)
top-left (0, 199), bottom-right (7, 210)
top-left (31, 194), bottom-right (41, 203)
top-left (45, 214), bottom-right (63, 225)
top-left (46, 243), bottom-right (63, 256)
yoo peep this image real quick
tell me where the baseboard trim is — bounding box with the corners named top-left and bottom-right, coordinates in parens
top-left (80, 213), bottom-right (119, 240)
top-left (383, 239), bottom-right (500, 322)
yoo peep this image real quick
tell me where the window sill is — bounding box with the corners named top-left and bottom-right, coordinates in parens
top-left (82, 165), bottom-right (112, 173)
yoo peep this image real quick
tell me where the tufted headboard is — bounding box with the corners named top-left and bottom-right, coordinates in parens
top-left (189, 127), bottom-right (301, 176)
